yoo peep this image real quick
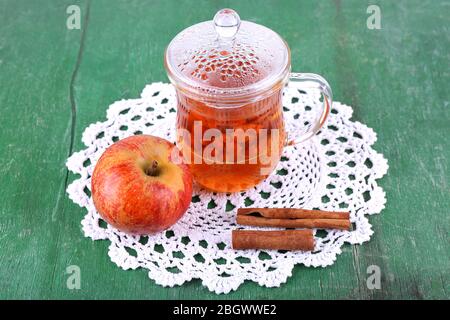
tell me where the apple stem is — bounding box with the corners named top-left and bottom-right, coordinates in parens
top-left (145, 160), bottom-right (159, 177)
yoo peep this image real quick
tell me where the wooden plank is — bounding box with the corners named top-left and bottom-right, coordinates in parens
top-left (0, 0), bottom-right (89, 298)
top-left (331, 0), bottom-right (450, 299)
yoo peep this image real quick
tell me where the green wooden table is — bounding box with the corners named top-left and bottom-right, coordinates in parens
top-left (1, 0), bottom-right (449, 299)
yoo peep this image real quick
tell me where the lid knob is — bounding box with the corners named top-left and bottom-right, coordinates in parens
top-left (213, 9), bottom-right (241, 40)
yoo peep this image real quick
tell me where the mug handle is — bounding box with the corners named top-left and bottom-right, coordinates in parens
top-left (286, 72), bottom-right (332, 145)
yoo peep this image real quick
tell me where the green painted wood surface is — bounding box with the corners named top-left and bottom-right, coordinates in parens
top-left (0, 0), bottom-right (448, 299)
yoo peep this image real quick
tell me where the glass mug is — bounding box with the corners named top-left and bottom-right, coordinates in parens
top-left (165, 9), bottom-right (332, 192)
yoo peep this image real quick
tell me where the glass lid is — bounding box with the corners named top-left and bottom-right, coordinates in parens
top-left (165, 9), bottom-right (290, 100)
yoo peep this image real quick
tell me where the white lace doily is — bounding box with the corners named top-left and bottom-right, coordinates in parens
top-left (66, 82), bottom-right (388, 294)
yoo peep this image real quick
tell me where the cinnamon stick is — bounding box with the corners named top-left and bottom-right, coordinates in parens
top-left (238, 208), bottom-right (350, 220)
top-left (232, 230), bottom-right (315, 251)
top-left (236, 215), bottom-right (351, 230)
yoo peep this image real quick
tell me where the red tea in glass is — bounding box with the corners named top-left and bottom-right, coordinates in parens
top-left (165, 9), bottom-right (332, 193)
top-left (176, 63), bottom-right (286, 192)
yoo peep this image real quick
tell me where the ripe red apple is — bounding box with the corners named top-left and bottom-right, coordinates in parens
top-left (91, 135), bottom-right (193, 234)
